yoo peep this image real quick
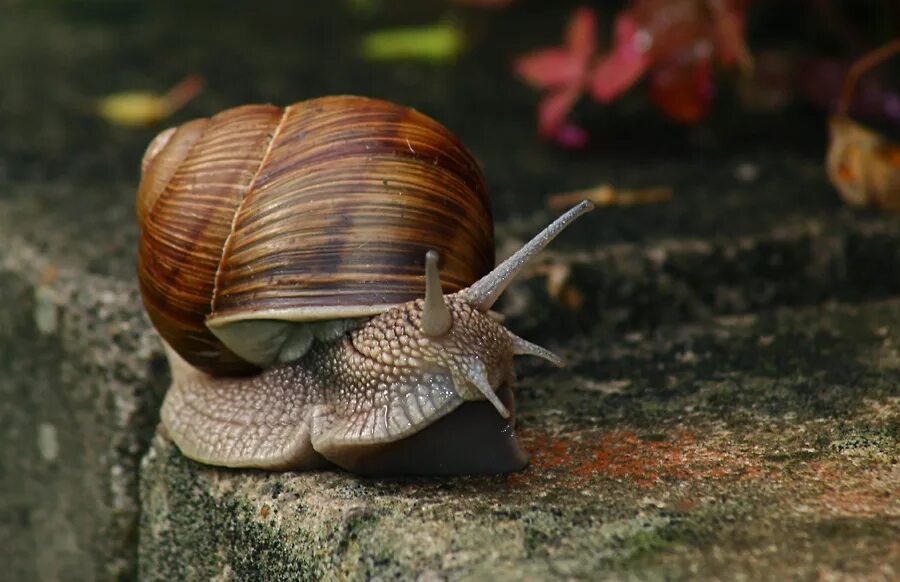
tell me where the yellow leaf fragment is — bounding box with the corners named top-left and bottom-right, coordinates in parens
top-left (97, 92), bottom-right (171, 127)
top-left (547, 185), bottom-right (673, 210)
top-left (96, 75), bottom-right (205, 127)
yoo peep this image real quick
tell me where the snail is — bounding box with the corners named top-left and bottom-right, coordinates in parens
top-left (137, 95), bottom-right (592, 475)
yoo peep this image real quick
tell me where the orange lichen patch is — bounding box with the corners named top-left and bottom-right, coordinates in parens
top-left (39, 264), bottom-right (59, 285)
top-left (804, 461), bottom-right (899, 518)
top-left (576, 430), bottom-right (691, 486)
top-left (504, 432), bottom-right (578, 487)
top-left (508, 428), bottom-right (763, 488)
top-left (524, 433), bottom-right (573, 473)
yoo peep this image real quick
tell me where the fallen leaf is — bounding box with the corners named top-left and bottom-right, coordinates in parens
top-left (590, 0), bottom-right (751, 123)
top-left (827, 40), bottom-right (900, 210)
top-left (448, 0), bottom-right (518, 7)
top-left (547, 184), bottom-right (673, 210)
top-left (513, 7), bottom-right (598, 147)
top-left (96, 75), bottom-right (205, 128)
top-left (798, 58), bottom-right (900, 125)
top-left (541, 263), bottom-right (583, 310)
top-left (648, 57), bottom-right (714, 124)
top-left (361, 23), bottom-right (465, 62)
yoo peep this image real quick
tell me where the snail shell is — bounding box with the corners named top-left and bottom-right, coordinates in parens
top-left (137, 96), bottom-right (494, 376)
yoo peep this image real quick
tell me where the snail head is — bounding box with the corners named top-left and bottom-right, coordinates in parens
top-left (351, 201), bottom-right (593, 418)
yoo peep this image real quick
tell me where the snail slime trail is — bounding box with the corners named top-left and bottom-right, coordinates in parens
top-left (138, 95), bottom-right (593, 475)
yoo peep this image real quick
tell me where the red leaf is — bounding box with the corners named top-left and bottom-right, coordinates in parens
top-left (648, 59), bottom-right (714, 123)
top-left (538, 86), bottom-right (583, 137)
top-left (709, 0), bottom-right (751, 70)
top-left (514, 6), bottom-right (600, 145)
top-left (565, 6), bottom-right (598, 64)
top-left (591, 52), bottom-right (651, 102)
top-left (589, 14), bottom-right (651, 102)
top-left (552, 123), bottom-right (590, 149)
top-left (514, 49), bottom-right (584, 90)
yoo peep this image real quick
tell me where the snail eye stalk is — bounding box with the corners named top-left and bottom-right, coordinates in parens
top-left (421, 250), bottom-right (453, 338)
top-left (464, 201), bottom-right (594, 311)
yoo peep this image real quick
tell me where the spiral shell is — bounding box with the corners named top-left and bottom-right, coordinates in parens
top-left (137, 96), bottom-right (494, 376)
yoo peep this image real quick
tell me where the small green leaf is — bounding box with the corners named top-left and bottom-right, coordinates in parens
top-left (361, 23), bottom-right (465, 63)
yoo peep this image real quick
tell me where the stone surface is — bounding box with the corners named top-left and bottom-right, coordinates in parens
top-left (139, 299), bottom-right (899, 580)
top-left (1, 1), bottom-right (899, 581)
top-left (0, 226), bottom-right (166, 581)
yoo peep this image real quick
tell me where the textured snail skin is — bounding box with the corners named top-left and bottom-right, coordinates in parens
top-left (157, 201), bottom-right (593, 475)
top-left (135, 92), bottom-right (595, 475)
top-left (161, 293), bottom-right (528, 474)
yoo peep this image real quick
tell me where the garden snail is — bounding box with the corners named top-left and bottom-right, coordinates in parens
top-left (137, 95), bottom-right (592, 475)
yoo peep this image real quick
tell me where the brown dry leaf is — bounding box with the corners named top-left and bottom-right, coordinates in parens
top-left (548, 184), bottom-right (672, 210)
top-left (826, 40), bottom-right (900, 210)
top-left (827, 116), bottom-right (900, 210)
top-left (530, 262), bottom-right (584, 311)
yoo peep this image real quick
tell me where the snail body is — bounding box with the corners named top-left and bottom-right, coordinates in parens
top-left (138, 96), bottom-right (591, 475)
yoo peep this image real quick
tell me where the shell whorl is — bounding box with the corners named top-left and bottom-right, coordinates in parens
top-left (137, 96), bottom-right (494, 376)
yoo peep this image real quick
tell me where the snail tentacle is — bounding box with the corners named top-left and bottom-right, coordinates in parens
top-left (464, 201), bottom-right (594, 311)
top-left (421, 250), bottom-right (453, 337)
top-left (457, 358), bottom-right (511, 418)
top-left (507, 330), bottom-right (564, 367)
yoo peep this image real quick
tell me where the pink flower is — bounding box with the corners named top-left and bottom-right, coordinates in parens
top-left (590, 12), bottom-right (653, 104)
top-left (450, 0), bottom-right (518, 6)
top-left (514, 1), bottom-right (751, 143)
top-left (513, 7), bottom-right (597, 148)
top-left (591, 0), bottom-right (750, 123)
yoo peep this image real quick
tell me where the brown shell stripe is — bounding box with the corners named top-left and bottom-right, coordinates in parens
top-left (138, 104), bottom-right (283, 374)
top-left (136, 118), bottom-right (209, 225)
top-left (211, 96), bottom-right (493, 322)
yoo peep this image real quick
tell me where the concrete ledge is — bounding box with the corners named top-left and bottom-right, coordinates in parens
top-left (0, 230), bottom-right (165, 581)
top-left (5, 185), bottom-right (900, 579)
top-left (504, 215), bottom-right (900, 340)
top-left (139, 300), bottom-right (899, 580)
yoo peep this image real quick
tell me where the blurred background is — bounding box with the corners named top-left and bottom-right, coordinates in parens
top-left (2, 0), bottom-right (899, 335)
top-left (3, 1), bottom-right (898, 203)
top-left (2, 3), bottom-right (900, 580)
